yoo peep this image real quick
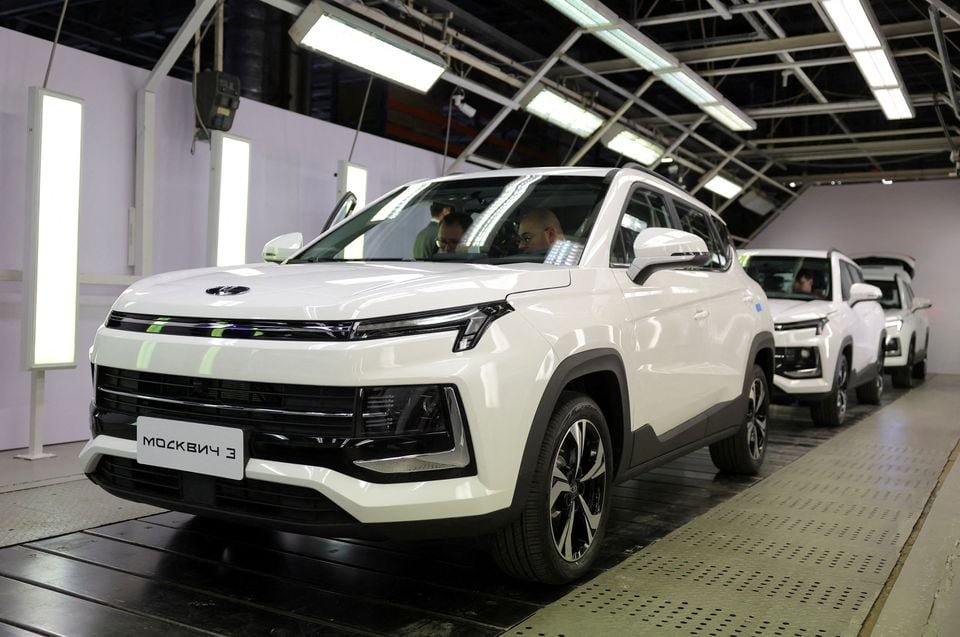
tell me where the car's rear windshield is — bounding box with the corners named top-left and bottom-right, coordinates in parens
top-left (740, 255), bottom-right (832, 301)
top-left (287, 176), bottom-right (608, 265)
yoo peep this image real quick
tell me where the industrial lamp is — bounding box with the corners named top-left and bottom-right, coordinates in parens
top-left (523, 87), bottom-right (604, 138)
top-left (290, 0), bottom-right (446, 94)
top-left (208, 132), bottom-right (251, 267)
top-left (602, 125), bottom-right (664, 166)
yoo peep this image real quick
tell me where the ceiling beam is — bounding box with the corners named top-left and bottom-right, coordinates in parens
top-left (578, 18), bottom-right (960, 75)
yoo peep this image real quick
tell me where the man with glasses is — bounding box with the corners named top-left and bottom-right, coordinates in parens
top-left (413, 202), bottom-right (453, 258)
top-left (518, 208), bottom-right (564, 254)
top-left (436, 212), bottom-right (473, 254)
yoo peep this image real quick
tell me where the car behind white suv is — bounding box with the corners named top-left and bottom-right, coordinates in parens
top-left (856, 255), bottom-right (931, 388)
top-left (82, 166), bottom-right (774, 583)
top-left (739, 249), bottom-right (886, 426)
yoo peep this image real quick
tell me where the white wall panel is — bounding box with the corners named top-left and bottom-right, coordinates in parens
top-left (0, 26), bottom-right (478, 451)
top-left (750, 180), bottom-right (960, 374)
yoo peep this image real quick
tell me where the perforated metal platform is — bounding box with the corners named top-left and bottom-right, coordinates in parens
top-left (510, 376), bottom-right (960, 637)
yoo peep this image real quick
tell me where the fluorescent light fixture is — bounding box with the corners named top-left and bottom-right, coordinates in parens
top-left (595, 24), bottom-right (674, 71)
top-left (822, 0), bottom-right (881, 50)
top-left (703, 103), bottom-right (756, 132)
top-left (658, 68), bottom-right (717, 105)
top-left (337, 160), bottom-right (368, 209)
top-left (873, 87), bottom-right (914, 120)
top-left (290, 0), bottom-right (446, 93)
top-left (542, 0), bottom-right (612, 27)
top-left (852, 49), bottom-right (898, 88)
top-left (524, 87), bottom-right (604, 137)
top-left (881, 178), bottom-right (893, 185)
top-left (603, 126), bottom-right (664, 166)
top-left (822, 0), bottom-right (913, 120)
top-left (703, 174), bottom-right (743, 199)
top-left (23, 88), bottom-right (83, 369)
top-left (208, 132), bottom-right (251, 267)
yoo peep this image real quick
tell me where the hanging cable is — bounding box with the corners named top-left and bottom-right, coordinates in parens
top-left (502, 113), bottom-right (532, 168)
top-left (441, 92), bottom-right (455, 174)
top-left (348, 77), bottom-right (374, 163)
top-left (42, 0), bottom-right (70, 89)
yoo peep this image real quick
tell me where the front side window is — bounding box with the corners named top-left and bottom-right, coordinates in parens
top-left (740, 255), bottom-right (832, 301)
top-left (610, 186), bottom-right (672, 266)
top-left (288, 176), bottom-right (608, 266)
top-left (840, 262), bottom-right (853, 301)
top-left (867, 279), bottom-right (901, 309)
top-left (674, 202), bottom-right (724, 270)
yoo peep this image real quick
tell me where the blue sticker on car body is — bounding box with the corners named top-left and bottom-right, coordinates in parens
top-left (755, 303), bottom-right (763, 312)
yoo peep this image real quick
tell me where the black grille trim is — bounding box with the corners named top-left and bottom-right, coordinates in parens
top-left (92, 456), bottom-right (356, 525)
top-left (106, 311), bottom-right (355, 341)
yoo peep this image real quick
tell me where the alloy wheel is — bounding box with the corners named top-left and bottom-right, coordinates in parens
top-left (836, 362), bottom-right (848, 421)
top-left (550, 418), bottom-right (606, 562)
top-left (745, 377), bottom-right (768, 460)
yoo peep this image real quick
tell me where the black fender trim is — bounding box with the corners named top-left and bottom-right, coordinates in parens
top-left (507, 349), bottom-right (631, 516)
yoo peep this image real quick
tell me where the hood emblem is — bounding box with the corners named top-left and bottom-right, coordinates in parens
top-left (205, 285), bottom-right (250, 296)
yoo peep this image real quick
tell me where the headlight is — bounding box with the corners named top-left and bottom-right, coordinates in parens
top-left (775, 317), bottom-right (828, 335)
top-left (885, 318), bottom-right (903, 333)
top-left (353, 302), bottom-right (513, 352)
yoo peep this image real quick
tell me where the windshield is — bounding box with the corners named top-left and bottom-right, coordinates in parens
top-left (288, 175), bottom-right (608, 265)
top-left (867, 279), bottom-right (901, 309)
top-left (741, 255), bottom-right (832, 301)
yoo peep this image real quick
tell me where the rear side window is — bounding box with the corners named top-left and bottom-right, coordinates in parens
top-left (610, 187), bottom-right (672, 266)
top-left (674, 201), bottom-right (725, 270)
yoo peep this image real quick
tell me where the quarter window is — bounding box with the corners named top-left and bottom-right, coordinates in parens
top-left (839, 262), bottom-right (854, 301)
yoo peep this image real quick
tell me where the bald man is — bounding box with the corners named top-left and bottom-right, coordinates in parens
top-left (518, 208), bottom-right (565, 253)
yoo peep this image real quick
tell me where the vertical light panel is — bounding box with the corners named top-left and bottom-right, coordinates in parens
top-left (337, 160), bottom-right (368, 209)
top-left (23, 88), bottom-right (84, 370)
top-left (208, 132), bottom-right (251, 266)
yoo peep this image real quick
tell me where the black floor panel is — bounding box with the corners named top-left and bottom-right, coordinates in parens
top-left (0, 387), bottom-right (908, 636)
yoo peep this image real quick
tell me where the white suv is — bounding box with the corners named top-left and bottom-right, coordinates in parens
top-left (856, 255), bottom-right (932, 388)
top-left (739, 249), bottom-right (886, 427)
top-left (82, 166), bottom-right (774, 583)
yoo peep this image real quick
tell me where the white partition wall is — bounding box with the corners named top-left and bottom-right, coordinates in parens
top-left (750, 179), bottom-right (960, 374)
top-left (0, 26), bottom-right (481, 451)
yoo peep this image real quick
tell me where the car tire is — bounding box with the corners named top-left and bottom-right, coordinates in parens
top-left (491, 391), bottom-right (612, 584)
top-left (855, 341), bottom-right (884, 405)
top-left (892, 339), bottom-right (914, 389)
top-left (710, 364), bottom-right (769, 475)
top-left (913, 335), bottom-right (928, 380)
top-left (810, 353), bottom-right (849, 427)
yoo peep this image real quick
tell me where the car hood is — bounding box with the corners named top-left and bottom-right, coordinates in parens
top-left (766, 298), bottom-right (835, 323)
top-left (883, 308), bottom-right (906, 321)
top-left (110, 262), bottom-right (571, 320)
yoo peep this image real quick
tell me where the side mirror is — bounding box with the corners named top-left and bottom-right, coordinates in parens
top-left (626, 228), bottom-right (711, 285)
top-left (262, 232), bottom-right (303, 263)
top-left (849, 282), bottom-right (882, 306)
top-left (912, 296), bottom-right (932, 310)
top-left (323, 192), bottom-right (358, 232)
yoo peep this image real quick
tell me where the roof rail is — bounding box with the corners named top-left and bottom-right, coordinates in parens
top-left (604, 162), bottom-right (669, 183)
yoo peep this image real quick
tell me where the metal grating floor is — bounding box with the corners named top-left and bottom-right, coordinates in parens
top-left (511, 375), bottom-right (960, 637)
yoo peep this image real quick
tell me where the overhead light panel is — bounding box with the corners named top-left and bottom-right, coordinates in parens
top-left (822, 0), bottom-right (913, 120)
top-left (542, 0), bottom-right (612, 28)
top-left (658, 68), bottom-right (717, 106)
top-left (602, 126), bottom-right (664, 166)
top-left (290, 0), bottom-right (446, 93)
top-left (595, 24), bottom-right (674, 72)
top-left (524, 88), bottom-right (604, 138)
top-left (702, 103), bottom-right (756, 132)
top-left (703, 175), bottom-right (743, 199)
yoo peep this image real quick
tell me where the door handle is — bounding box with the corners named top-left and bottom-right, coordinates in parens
top-left (694, 309), bottom-right (709, 321)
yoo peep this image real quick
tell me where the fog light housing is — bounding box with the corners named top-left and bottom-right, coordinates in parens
top-left (775, 347), bottom-right (822, 379)
top-left (885, 336), bottom-right (901, 356)
top-left (354, 386), bottom-right (471, 473)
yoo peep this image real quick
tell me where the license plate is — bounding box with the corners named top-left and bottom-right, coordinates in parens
top-left (137, 416), bottom-right (245, 480)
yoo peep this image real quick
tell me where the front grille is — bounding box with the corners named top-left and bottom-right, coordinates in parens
top-left (96, 366), bottom-right (356, 437)
top-left (93, 456), bottom-right (356, 525)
